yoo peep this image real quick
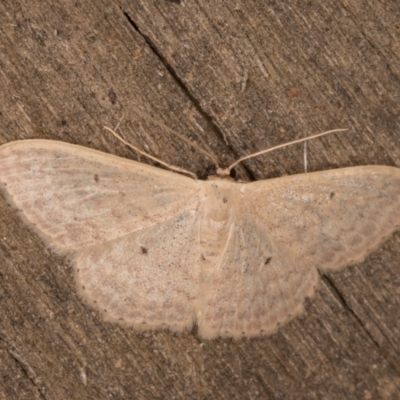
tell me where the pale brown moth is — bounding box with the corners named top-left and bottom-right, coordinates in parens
top-left (0, 129), bottom-right (399, 339)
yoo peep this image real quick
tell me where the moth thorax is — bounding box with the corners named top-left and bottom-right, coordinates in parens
top-left (200, 181), bottom-right (236, 271)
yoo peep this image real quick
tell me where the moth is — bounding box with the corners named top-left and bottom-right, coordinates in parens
top-left (0, 130), bottom-right (399, 339)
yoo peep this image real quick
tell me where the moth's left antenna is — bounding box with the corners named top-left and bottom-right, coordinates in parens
top-left (104, 126), bottom-right (198, 179)
top-left (111, 105), bottom-right (221, 167)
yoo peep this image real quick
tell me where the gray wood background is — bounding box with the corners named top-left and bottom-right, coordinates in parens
top-left (1, 1), bottom-right (400, 399)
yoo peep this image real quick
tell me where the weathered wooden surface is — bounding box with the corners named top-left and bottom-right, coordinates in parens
top-left (0, 0), bottom-right (400, 399)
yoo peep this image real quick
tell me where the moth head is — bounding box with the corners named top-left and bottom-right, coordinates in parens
top-left (198, 164), bottom-right (236, 181)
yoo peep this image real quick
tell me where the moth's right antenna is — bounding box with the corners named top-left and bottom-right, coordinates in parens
top-left (220, 129), bottom-right (347, 176)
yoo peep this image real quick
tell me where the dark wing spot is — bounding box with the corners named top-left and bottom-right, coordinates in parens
top-left (264, 257), bottom-right (272, 265)
top-left (141, 246), bottom-right (148, 255)
top-left (94, 174), bottom-right (99, 183)
top-left (223, 197), bottom-right (228, 203)
top-left (330, 192), bottom-right (335, 199)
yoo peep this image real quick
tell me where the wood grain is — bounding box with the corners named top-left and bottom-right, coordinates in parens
top-left (0, 0), bottom-right (399, 399)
